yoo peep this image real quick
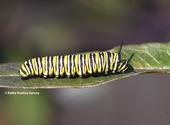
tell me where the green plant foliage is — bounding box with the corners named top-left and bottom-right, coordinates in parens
top-left (0, 42), bottom-right (169, 88)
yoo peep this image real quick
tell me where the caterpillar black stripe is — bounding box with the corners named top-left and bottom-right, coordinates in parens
top-left (19, 46), bottom-right (133, 78)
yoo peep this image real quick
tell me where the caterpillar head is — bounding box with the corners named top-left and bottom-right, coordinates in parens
top-left (114, 42), bottom-right (134, 73)
top-left (116, 59), bottom-right (128, 72)
top-left (116, 53), bottom-right (134, 73)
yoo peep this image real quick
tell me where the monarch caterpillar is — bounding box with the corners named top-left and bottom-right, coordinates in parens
top-left (19, 44), bottom-right (133, 79)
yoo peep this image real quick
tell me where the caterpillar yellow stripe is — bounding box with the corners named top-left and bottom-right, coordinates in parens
top-left (19, 51), bottom-right (131, 79)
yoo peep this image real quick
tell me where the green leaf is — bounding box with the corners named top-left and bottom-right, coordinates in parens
top-left (0, 42), bottom-right (169, 88)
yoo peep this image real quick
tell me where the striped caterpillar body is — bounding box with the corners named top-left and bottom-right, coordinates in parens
top-left (19, 49), bottom-right (132, 79)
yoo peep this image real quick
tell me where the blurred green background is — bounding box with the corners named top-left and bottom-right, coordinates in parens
top-left (1, 0), bottom-right (170, 63)
top-left (0, 0), bottom-right (170, 125)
